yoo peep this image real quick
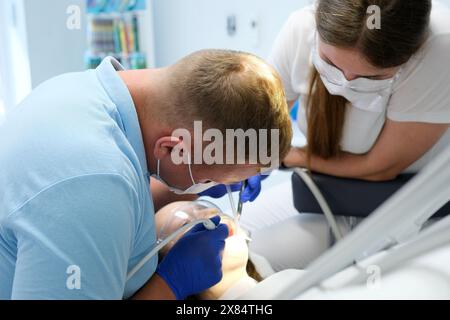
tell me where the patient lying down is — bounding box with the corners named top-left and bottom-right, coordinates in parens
top-left (155, 200), bottom-right (262, 300)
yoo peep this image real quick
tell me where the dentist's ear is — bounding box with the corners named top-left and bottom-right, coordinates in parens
top-left (153, 136), bottom-right (184, 160)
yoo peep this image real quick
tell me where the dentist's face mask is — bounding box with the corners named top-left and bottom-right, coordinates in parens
top-left (311, 35), bottom-right (401, 113)
top-left (152, 155), bottom-right (219, 195)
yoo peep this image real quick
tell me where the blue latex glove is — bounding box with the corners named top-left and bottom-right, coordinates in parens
top-left (156, 216), bottom-right (228, 300)
top-left (199, 174), bottom-right (269, 202)
top-left (240, 174), bottom-right (269, 202)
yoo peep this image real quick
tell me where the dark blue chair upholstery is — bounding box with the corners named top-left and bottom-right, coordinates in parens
top-left (292, 172), bottom-right (450, 218)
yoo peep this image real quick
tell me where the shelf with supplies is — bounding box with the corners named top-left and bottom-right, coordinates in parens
top-left (85, 0), bottom-right (153, 70)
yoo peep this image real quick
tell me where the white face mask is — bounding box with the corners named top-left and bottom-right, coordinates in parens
top-left (152, 155), bottom-right (218, 195)
top-left (311, 35), bottom-right (401, 113)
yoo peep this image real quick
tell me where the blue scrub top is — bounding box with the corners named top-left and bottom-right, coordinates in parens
top-left (0, 57), bottom-right (158, 299)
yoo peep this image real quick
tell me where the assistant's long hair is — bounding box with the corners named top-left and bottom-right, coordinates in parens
top-left (307, 0), bottom-right (431, 160)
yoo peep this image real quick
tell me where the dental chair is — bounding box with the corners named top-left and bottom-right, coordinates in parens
top-left (296, 214), bottom-right (450, 299)
top-left (240, 145), bottom-right (450, 299)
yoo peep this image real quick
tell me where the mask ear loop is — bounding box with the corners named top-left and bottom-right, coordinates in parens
top-left (157, 159), bottom-right (161, 177)
top-left (156, 142), bottom-right (195, 185)
top-left (312, 32), bottom-right (344, 87)
top-left (186, 151), bottom-right (196, 185)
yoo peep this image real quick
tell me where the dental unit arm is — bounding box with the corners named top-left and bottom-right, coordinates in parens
top-left (342, 212), bottom-right (450, 287)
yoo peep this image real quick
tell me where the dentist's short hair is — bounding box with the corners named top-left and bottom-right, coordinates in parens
top-left (165, 49), bottom-right (293, 163)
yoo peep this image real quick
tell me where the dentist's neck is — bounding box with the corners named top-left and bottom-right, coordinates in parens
top-left (118, 68), bottom-right (173, 175)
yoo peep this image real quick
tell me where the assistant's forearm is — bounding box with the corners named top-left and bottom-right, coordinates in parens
top-left (308, 152), bottom-right (397, 181)
top-left (285, 147), bottom-right (397, 181)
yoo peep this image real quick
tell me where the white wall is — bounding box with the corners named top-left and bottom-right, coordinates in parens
top-left (0, 0), bottom-right (88, 111)
top-left (23, 0), bottom-right (87, 89)
top-left (2, 0), bottom-right (448, 111)
top-left (151, 0), bottom-right (312, 67)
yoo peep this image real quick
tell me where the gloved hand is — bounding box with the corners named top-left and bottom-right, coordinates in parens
top-left (199, 174), bottom-right (269, 202)
top-left (156, 216), bottom-right (229, 300)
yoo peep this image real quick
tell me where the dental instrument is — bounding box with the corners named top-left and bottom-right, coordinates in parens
top-left (225, 183), bottom-right (252, 241)
top-left (236, 180), bottom-right (247, 222)
top-left (226, 184), bottom-right (238, 221)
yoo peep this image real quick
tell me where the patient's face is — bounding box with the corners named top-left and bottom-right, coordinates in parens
top-left (155, 201), bottom-right (249, 274)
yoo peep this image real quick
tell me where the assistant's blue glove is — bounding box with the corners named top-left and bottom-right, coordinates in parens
top-left (240, 174), bottom-right (267, 202)
top-left (199, 174), bottom-right (269, 202)
top-left (156, 216), bottom-right (229, 300)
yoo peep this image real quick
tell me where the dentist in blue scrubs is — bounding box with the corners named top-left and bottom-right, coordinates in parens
top-left (0, 50), bottom-right (292, 299)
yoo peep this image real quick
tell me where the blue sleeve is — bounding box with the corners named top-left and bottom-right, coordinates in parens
top-left (9, 174), bottom-right (139, 300)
